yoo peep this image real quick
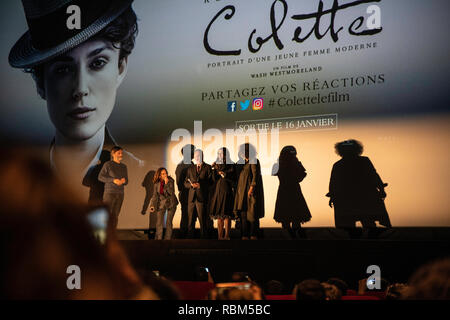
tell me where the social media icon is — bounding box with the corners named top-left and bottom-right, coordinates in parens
top-left (227, 101), bottom-right (237, 112)
top-left (240, 100), bottom-right (250, 111)
top-left (252, 98), bottom-right (264, 111)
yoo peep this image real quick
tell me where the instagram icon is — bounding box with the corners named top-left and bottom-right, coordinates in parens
top-left (252, 98), bottom-right (264, 111)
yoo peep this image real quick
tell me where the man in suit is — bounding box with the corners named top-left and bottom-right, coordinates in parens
top-left (184, 149), bottom-right (212, 239)
top-left (175, 144), bottom-right (195, 239)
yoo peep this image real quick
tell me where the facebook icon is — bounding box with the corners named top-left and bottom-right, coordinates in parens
top-left (227, 101), bottom-right (237, 112)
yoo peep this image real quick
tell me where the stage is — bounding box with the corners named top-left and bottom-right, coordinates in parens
top-left (118, 228), bottom-right (450, 290)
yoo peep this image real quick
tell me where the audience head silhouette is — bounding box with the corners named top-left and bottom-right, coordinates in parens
top-left (0, 149), bottom-right (156, 300)
top-left (294, 279), bottom-right (326, 300)
top-left (405, 258), bottom-right (450, 300)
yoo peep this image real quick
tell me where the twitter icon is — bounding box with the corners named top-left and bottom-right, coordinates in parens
top-left (240, 100), bottom-right (250, 111)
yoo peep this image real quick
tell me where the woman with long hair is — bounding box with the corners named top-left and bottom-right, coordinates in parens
top-left (149, 168), bottom-right (178, 240)
top-left (272, 146), bottom-right (311, 238)
top-left (209, 147), bottom-right (236, 240)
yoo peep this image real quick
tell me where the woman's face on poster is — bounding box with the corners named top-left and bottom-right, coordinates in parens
top-left (43, 39), bottom-right (128, 141)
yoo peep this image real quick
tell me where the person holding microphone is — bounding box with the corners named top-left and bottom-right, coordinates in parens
top-left (149, 168), bottom-right (179, 240)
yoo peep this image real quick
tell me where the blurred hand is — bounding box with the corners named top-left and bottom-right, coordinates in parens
top-left (149, 207), bottom-right (155, 213)
top-left (248, 186), bottom-right (254, 198)
top-left (113, 179), bottom-right (122, 186)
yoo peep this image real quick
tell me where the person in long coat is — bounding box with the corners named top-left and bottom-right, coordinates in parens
top-left (209, 147), bottom-right (236, 240)
top-left (272, 146), bottom-right (311, 238)
top-left (233, 143), bottom-right (265, 240)
top-left (327, 139), bottom-right (392, 229)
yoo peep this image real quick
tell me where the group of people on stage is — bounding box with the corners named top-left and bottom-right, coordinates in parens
top-left (148, 143), bottom-right (266, 240)
top-left (98, 140), bottom-right (391, 240)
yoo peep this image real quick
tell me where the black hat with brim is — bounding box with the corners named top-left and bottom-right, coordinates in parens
top-left (9, 0), bottom-right (133, 69)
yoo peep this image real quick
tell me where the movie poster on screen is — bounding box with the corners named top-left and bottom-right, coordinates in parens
top-left (1, 0), bottom-right (449, 228)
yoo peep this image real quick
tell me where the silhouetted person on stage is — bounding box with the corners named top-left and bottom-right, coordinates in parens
top-left (175, 144), bottom-right (196, 238)
top-left (184, 149), bottom-right (212, 239)
top-left (272, 146), bottom-right (311, 238)
top-left (83, 150), bottom-right (111, 205)
top-left (234, 143), bottom-right (265, 240)
top-left (210, 147), bottom-right (236, 240)
top-left (327, 140), bottom-right (392, 238)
